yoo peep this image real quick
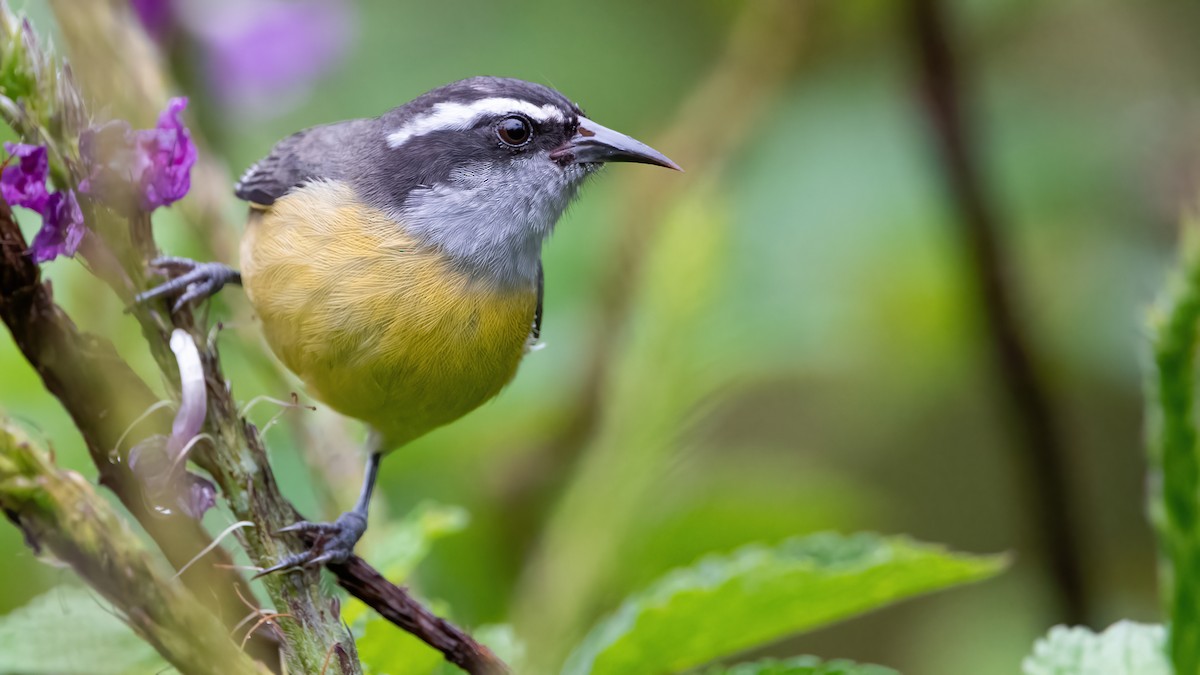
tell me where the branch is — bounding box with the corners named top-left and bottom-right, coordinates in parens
top-left (2, 6), bottom-right (506, 672)
top-left (907, 0), bottom-right (1089, 624)
top-left (0, 204), bottom-right (282, 666)
top-left (9, 3), bottom-right (362, 669)
top-left (0, 160), bottom-right (508, 675)
top-left (0, 418), bottom-right (269, 675)
top-left (329, 557), bottom-right (510, 675)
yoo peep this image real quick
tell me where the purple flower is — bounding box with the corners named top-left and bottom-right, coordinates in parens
top-left (0, 143), bottom-right (86, 263)
top-left (132, 0), bottom-right (352, 119)
top-left (29, 191), bottom-right (85, 263)
top-left (1, 143), bottom-right (49, 212)
top-left (184, 473), bottom-right (217, 520)
top-left (128, 329), bottom-right (215, 519)
top-left (80, 97), bottom-right (197, 212)
top-left (168, 328), bottom-right (206, 454)
top-left (140, 98), bottom-right (197, 209)
top-left (78, 120), bottom-right (137, 207)
top-left (193, 0), bottom-right (351, 117)
top-left (130, 0), bottom-right (173, 42)
top-left (129, 0), bottom-right (352, 119)
top-left (128, 436), bottom-right (216, 519)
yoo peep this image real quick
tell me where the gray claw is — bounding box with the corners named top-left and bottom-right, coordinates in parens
top-left (253, 552), bottom-right (311, 578)
top-left (134, 259), bottom-right (241, 312)
top-left (305, 552), bottom-right (335, 567)
top-left (275, 520), bottom-right (341, 536)
top-left (173, 280), bottom-right (219, 312)
top-left (257, 511), bottom-right (367, 576)
top-left (149, 256), bottom-right (200, 272)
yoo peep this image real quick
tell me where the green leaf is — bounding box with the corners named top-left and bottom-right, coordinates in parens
top-left (359, 619), bottom-right (443, 675)
top-left (1021, 621), bottom-right (1169, 675)
top-left (705, 656), bottom-right (899, 675)
top-left (562, 532), bottom-right (1007, 675)
top-left (1147, 217), bottom-right (1200, 674)
top-left (365, 501), bottom-right (470, 582)
top-left (0, 585), bottom-right (165, 675)
top-left (468, 625), bottom-right (526, 672)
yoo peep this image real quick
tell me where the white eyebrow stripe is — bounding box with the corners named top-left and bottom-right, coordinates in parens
top-left (387, 97), bottom-right (564, 148)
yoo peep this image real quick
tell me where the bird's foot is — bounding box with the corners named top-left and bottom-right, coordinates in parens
top-left (134, 257), bottom-right (241, 313)
top-left (254, 511), bottom-right (367, 577)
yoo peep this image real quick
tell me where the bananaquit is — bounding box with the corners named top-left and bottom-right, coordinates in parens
top-left (139, 77), bottom-right (680, 572)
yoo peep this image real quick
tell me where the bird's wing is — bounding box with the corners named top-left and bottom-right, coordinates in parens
top-left (534, 260), bottom-right (544, 340)
top-left (234, 130), bottom-right (314, 206)
top-left (524, 261), bottom-right (544, 353)
top-left (234, 120), bottom-right (373, 206)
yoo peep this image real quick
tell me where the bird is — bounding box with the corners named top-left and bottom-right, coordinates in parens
top-left (137, 76), bottom-right (680, 573)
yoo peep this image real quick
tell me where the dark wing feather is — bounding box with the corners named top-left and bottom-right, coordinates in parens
top-left (234, 130), bottom-right (313, 205)
top-left (234, 119), bottom-right (375, 206)
top-left (533, 261), bottom-right (544, 340)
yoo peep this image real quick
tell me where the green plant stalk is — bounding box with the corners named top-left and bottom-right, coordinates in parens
top-left (0, 1), bottom-right (180, 379)
top-left (38, 4), bottom-right (362, 668)
top-left (192, 357), bottom-right (364, 675)
top-left (0, 200), bottom-right (287, 668)
top-left (0, 6), bottom-right (357, 671)
top-left (48, 0), bottom-right (368, 525)
top-left (1148, 216), bottom-right (1200, 673)
top-left (0, 417), bottom-right (268, 675)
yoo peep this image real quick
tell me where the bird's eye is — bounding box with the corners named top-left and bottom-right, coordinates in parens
top-left (497, 116), bottom-right (533, 147)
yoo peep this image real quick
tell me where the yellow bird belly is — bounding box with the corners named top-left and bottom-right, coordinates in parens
top-left (240, 180), bottom-right (537, 448)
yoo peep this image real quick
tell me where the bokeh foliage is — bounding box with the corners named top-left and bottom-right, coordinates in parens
top-left (0, 0), bottom-right (1189, 673)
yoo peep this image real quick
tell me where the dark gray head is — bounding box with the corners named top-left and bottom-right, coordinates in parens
top-left (364, 76), bottom-right (679, 287)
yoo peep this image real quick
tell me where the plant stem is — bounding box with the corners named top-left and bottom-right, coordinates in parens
top-left (0, 417), bottom-right (269, 675)
top-left (0, 205), bottom-right (282, 667)
top-left (27, 4), bottom-right (363, 669)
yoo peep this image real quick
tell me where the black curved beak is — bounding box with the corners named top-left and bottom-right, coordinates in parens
top-left (550, 116), bottom-right (682, 171)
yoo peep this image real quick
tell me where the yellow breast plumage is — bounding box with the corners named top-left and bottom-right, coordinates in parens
top-left (240, 180), bottom-right (537, 448)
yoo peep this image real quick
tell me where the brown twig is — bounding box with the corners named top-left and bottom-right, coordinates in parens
top-left (907, 0), bottom-right (1089, 624)
top-left (329, 556), bottom-right (510, 675)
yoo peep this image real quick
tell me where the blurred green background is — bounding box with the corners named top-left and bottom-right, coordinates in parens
top-left (0, 0), bottom-right (1189, 672)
